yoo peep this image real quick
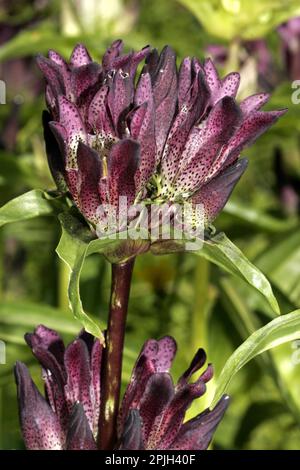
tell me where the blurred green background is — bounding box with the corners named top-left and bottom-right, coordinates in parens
top-left (1, 0), bottom-right (300, 450)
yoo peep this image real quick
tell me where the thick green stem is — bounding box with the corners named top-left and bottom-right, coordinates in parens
top-left (98, 258), bottom-right (135, 449)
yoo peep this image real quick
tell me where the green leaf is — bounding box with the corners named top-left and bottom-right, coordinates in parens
top-left (211, 309), bottom-right (300, 408)
top-left (0, 190), bottom-right (56, 227)
top-left (198, 232), bottom-right (280, 315)
top-left (55, 212), bottom-right (136, 340)
top-left (56, 212), bottom-right (105, 342)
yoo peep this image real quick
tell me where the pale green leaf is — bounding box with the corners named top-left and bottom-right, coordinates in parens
top-left (198, 232), bottom-right (280, 315)
top-left (0, 190), bottom-right (55, 227)
top-left (211, 310), bottom-right (300, 407)
top-left (56, 213), bottom-right (105, 342)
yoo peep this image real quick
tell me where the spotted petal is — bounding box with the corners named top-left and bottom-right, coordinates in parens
top-left (168, 395), bottom-right (230, 450)
top-left (147, 46), bottom-right (178, 157)
top-left (14, 362), bottom-right (64, 450)
top-left (107, 139), bottom-right (140, 206)
top-left (191, 159), bottom-right (248, 224)
top-left (76, 142), bottom-right (102, 224)
top-left (66, 404), bottom-right (97, 450)
top-left (64, 339), bottom-right (94, 430)
top-left (70, 44), bottom-right (92, 67)
top-left (119, 410), bottom-right (145, 450)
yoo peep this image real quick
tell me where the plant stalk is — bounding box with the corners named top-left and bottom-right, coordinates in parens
top-left (98, 258), bottom-right (135, 449)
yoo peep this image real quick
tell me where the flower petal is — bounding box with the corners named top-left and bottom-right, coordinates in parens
top-left (132, 73), bottom-right (156, 189)
top-left (108, 68), bottom-right (134, 134)
top-left (161, 71), bottom-right (210, 184)
top-left (177, 349), bottom-right (207, 388)
top-left (239, 93), bottom-right (270, 115)
top-left (91, 339), bottom-right (102, 434)
top-left (48, 50), bottom-right (71, 97)
top-left (64, 339), bottom-right (93, 431)
top-left (119, 409), bottom-right (145, 450)
top-left (58, 96), bottom-right (87, 168)
top-left (118, 336), bottom-right (177, 437)
top-left (70, 62), bottom-right (102, 103)
top-left (36, 55), bottom-right (65, 98)
top-left (88, 85), bottom-right (114, 135)
top-left (139, 373), bottom-right (174, 444)
top-left (14, 362), bottom-right (64, 450)
top-left (26, 324), bottom-right (65, 365)
top-left (66, 404), bottom-right (97, 450)
top-left (175, 96), bottom-right (241, 193)
top-left (147, 46), bottom-right (178, 158)
top-left (118, 354), bottom-right (156, 436)
top-left (42, 111), bottom-right (67, 192)
top-left (218, 109), bottom-right (287, 169)
top-left (142, 336), bottom-right (177, 373)
top-left (178, 57), bottom-right (192, 110)
top-left (150, 380), bottom-right (207, 449)
top-left (168, 395), bottom-right (230, 450)
top-left (219, 72), bottom-right (240, 100)
top-left (25, 332), bottom-right (66, 390)
top-left (102, 39), bottom-right (124, 71)
top-left (76, 142), bottom-right (102, 223)
top-left (203, 58), bottom-right (220, 98)
top-left (70, 44), bottom-right (92, 67)
top-left (107, 139), bottom-right (140, 206)
top-left (191, 158), bottom-right (248, 224)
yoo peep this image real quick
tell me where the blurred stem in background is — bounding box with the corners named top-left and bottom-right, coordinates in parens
top-left (224, 38), bottom-right (241, 75)
top-left (98, 259), bottom-right (135, 450)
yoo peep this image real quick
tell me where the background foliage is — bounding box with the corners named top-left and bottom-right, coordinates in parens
top-left (1, 0), bottom-right (300, 450)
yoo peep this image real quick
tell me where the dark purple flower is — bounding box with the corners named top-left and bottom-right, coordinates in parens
top-left (15, 325), bottom-right (102, 450)
top-left (278, 17), bottom-right (300, 80)
top-left (117, 336), bottom-right (229, 450)
top-left (39, 40), bottom-right (286, 232)
top-left (15, 327), bottom-right (227, 450)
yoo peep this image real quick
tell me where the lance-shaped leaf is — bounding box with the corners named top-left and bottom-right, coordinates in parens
top-left (198, 231), bottom-right (280, 315)
top-left (152, 231), bottom-right (280, 315)
top-left (55, 212), bottom-right (104, 341)
top-left (0, 190), bottom-right (60, 227)
top-left (210, 309), bottom-right (300, 408)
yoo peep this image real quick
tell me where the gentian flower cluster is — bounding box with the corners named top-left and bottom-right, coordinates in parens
top-left (15, 326), bottom-right (228, 450)
top-left (39, 40), bottom-right (285, 234)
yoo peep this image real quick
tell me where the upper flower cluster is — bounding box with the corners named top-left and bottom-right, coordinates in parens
top-left (15, 326), bottom-right (228, 450)
top-left (39, 40), bottom-right (285, 231)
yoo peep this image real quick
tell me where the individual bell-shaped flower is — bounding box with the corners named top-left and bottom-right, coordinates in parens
top-left (15, 325), bottom-right (102, 450)
top-left (118, 336), bottom-right (229, 450)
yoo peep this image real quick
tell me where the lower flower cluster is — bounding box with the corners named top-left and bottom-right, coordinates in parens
top-left (15, 326), bottom-right (229, 450)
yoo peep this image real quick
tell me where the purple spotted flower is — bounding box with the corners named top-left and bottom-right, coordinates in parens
top-left (15, 327), bottom-right (226, 450)
top-left (39, 40), bottom-right (285, 234)
top-left (14, 325), bottom-right (102, 450)
top-left (117, 336), bottom-right (228, 450)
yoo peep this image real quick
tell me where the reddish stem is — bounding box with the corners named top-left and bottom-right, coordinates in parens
top-left (98, 259), bottom-right (135, 449)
